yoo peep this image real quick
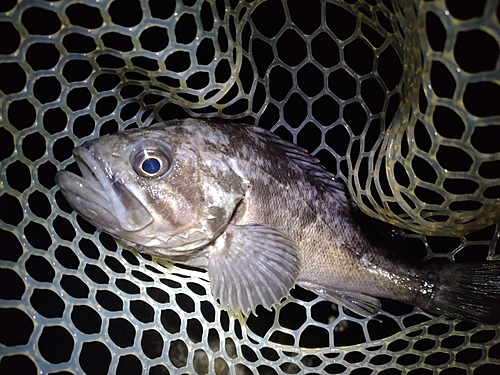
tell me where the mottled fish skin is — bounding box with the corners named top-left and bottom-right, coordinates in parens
top-left (55, 118), bottom-right (500, 324)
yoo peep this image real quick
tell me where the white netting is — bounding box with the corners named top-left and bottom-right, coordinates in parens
top-left (0, 0), bottom-right (499, 374)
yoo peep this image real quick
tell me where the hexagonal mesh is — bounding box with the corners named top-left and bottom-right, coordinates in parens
top-left (1, 0), bottom-right (499, 374)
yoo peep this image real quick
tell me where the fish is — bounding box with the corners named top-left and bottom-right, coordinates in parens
top-left (55, 118), bottom-right (500, 324)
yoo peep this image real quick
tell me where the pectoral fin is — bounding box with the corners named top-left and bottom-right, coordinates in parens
top-left (208, 224), bottom-right (301, 315)
top-left (298, 281), bottom-right (381, 317)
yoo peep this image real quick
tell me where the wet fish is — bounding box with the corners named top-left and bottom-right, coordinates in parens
top-left (55, 118), bottom-right (500, 324)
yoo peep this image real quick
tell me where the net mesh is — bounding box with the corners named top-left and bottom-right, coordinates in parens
top-left (1, 0), bottom-right (500, 373)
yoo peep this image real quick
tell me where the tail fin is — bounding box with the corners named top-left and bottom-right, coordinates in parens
top-left (432, 261), bottom-right (500, 324)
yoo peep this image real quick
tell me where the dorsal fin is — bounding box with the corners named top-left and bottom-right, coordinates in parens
top-left (247, 125), bottom-right (348, 199)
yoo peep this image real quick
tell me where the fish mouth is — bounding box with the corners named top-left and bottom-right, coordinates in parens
top-left (55, 146), bottom-right (153, 232)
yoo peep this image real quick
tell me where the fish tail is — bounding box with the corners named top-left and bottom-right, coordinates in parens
top-left (429, 260), bottom-right (500, 324)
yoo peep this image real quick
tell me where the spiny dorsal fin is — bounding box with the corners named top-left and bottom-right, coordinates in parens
top-left (247, 125), bottom-right (347, 199)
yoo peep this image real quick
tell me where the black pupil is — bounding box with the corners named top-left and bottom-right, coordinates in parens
top-left (142, 158), bottom-right (161, 174)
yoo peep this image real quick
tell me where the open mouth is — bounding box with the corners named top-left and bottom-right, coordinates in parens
top-left (55, 146), bottom-right (153, 232)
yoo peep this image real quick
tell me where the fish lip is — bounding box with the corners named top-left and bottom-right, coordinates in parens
top-left (55, 168), bottom-right (113, 220)
top-left (56, 146), bottom-right (153, 232)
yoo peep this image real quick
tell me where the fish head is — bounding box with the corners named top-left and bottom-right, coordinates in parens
top-left (55, 121), bottom-right (246, 259)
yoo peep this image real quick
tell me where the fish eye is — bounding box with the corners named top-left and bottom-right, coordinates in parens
top-left (131, 145), bottom-right (171, 178)
top-left (141, 157), bottom-right (161, 175)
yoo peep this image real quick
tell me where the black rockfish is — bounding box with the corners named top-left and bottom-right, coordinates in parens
top-left (55, 118), bottom-right (500, 324)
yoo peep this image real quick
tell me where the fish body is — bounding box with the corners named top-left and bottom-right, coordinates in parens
top-left (55, 118), bottom-right (500, 323)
